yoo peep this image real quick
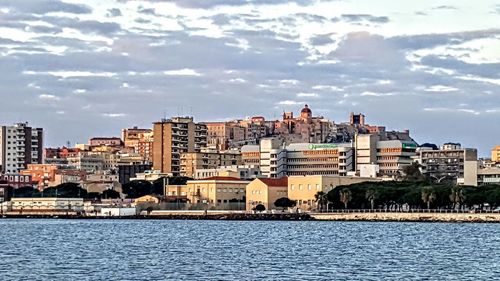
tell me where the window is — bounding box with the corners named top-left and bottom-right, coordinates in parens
top-left (299, 184), bottom-right (303, 190)
top-left (291, 184), bottom-right (294, 190)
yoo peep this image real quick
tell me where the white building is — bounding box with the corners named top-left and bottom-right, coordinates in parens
top-left (0, 122), bottom-right (44, 174)
top-left (11, 198), bottom-right (84, 212)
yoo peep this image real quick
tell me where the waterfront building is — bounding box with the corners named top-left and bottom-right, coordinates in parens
top-left (152, 117), bottom-right (208, 176)
top-left (288, 175), bottom-right (380, 210)
top-left (0, 122), bottom-right (43, 174)
top-left (10, 197), bottom-right (84, 212)
top-left (414, 143), bottom-right (478, 186)
top-left (184, 177), bottom-right (249, 205)
top-left (246, 178), bottom-right (288, 211)
top-left (180, 150), bottom-right (242, 178)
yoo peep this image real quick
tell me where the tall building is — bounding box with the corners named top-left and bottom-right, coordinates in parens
top-left (492, 146), bottom-right (500, 163)
top-left (415, 143), bottom-right (478, 186)
top-left (152, 117), bottom-right (207, 176)
top-left (0, 122), bottom-right (43, 174)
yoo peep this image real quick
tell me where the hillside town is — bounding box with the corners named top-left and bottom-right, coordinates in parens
top-left (1, 105), bottom-right (499, 216)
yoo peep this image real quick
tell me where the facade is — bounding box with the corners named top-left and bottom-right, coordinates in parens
top-left (89, 137), bottom-right (123, 147)
top-left (129, 170), bottom-right (172, 182)
top-left (152, 117), bottom-right (208, 176)
top-left (44, 147), bottom-right (80, 160)
top-left (355, 134), bottom-right (417, 177)
top-left (288, 175), bottom-right (380, 210)
top-left (180, 150), bottom-right (242, 178)
top-left (492, 146), bottom-right (500, 163)
top-left (10, 197), bottom-right (84, 212)
top-left (477, 167), bottom-right (500, 185)
top-left (246, 178), bottom-right (288, 211)
top-left (20, 164), bottom-right (58, 188)
top-left (415, 143), bottom-right (478, 186)
top-left (184, 177), bottom-right (249, 205)
top-left (122, 127), bottom-right (154, 162)
top-left (50, 170), bottom-right (87, 187)
top-left (0, 174), bottom-right (34, 188)
top-left (241, 138), bottom-right (355, 178)
top-left (118, 163), bottom-right (152, 185)
top-left (194, 165), bottom-right (262, 180)
top-left (0, 122), bottom-right (43, 174)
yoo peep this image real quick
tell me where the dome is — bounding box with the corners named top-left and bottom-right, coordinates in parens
top-left (301, 104), bottom-right (312, 114)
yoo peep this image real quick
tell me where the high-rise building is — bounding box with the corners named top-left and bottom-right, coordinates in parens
top-left (0, 122), bottom-right (43, 174)
top-left (152, 117), bottom-right (207, 176)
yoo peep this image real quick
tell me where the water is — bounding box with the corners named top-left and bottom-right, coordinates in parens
top-left (0, 219), bottom-right (499, 280)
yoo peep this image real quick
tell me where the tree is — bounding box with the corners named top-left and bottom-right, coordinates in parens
top-left (401, 162), bottom-right (425, 182)
top-left (421, 186), bottom-right (436, 210)
top-left (122, 180), bottom-right (152, 198)
top-left (102, 189), bottom-right (121, 199)
top-left (365, 189), bottom-right (377, 210)
top-left (449, 186), bottom-right (466, 210)
top-left (339, 188), bottom-right (352, 209)
top-left (314, 191), bottom-right (328, 211)
top-left (274, 197), bottom-right (297, 211)
top-left (254, 204), bottom-right (266, 212)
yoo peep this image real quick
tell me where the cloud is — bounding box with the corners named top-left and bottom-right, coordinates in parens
top-left (423, 85), bottom-right (459, 92)
top-left (297, 92), bottom-right (319, 98)
top-left (277, 100), bottom-right (303, 105)
top-left (360, 91), bottom-right (395, 97)
top-left (163, 69), bottom-right (203, 76)
top-left (107, 8), bottom-right (122, 17)
top-left (102, 113), bottom-right (127, 118)
top-left (0, 0), bottom-right (92, 15)
top-left (154, 0), bottom-right (315, 9)
top-left (38, 94), bottom-right (60, 101)
top-left (340, 14), bottom-right (390, 24)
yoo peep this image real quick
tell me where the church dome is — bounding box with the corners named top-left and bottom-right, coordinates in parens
top-left (300, 104), bottom-right (312, 118)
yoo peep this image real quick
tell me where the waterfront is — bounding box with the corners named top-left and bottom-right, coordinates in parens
top-left (0, 220), bottom-right (499, 280)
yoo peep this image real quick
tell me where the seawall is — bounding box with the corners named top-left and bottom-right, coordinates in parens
top-left (310, 212), bottom-right (500, 223)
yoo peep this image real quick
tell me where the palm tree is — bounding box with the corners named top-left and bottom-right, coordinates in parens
top-left (314, 191), bottom-right (328, 211)
top-left (339, 188), bottom-right (352, 209)
top-left (365, 189), bottom-right (377, 210)
top-left (421, 186), bottom-right (436, 210)
top-left (449, 186), bottom-right (466, 210)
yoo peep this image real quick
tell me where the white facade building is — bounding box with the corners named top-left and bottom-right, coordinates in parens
top-left (0, 122), bottom-right (43, 174)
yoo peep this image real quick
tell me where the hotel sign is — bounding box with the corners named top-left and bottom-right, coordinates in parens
top-left (402, 143), bottom-right (417, 149)
top-left (308, 144), bottom-right (338, 150)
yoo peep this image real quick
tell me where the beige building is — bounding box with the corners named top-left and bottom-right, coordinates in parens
top-left (477, 167), bottom-right (500, 185)
top-left (183, 177), bottom-right (249, 205)
top-left (180, 150), bottom-right (242, 178)
top-left (194, 165), bottom-right (261, 180)
top-left (288, 175), bottom-right (380, 210)
top-left (492, 146), bottom-right (500, 163)
top-left (11, 197), bottom-right (84, 212)
top-left (153, 117), bottom-right (207, 176)
top-left (246, 178), bottom-right (288, 211)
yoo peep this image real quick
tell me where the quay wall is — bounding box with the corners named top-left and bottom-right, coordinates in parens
top-left (310, 212), bottom-right (500, 222)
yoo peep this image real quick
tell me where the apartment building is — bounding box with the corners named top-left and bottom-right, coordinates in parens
top-left (122, 127), bottom-right (154, 162)
top-left (492, 146), bottom-right (500, 163)
top-left (20, 164), bottom-right (59, 188)
top-left (180, 150), bottom-right (242, 178)
top-left (0, 122), bottom-right (43, 174)
top-left (152, 117), bottom-right (207, 176)
top-left (415, 143), bottom-right (478, 186)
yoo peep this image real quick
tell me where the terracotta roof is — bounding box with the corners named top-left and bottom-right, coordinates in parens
top-left (258, 177), bottom-right (288, 187)
top-left (200, 176), bottom-right (244, 181)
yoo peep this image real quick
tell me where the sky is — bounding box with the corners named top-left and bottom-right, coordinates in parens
top-left (0, 0), bottom-right (499, 156)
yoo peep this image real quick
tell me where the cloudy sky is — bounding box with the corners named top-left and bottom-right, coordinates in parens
top-left (0, 0), bottom-right (499, 156)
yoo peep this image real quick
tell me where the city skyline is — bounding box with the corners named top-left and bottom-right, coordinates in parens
top-left (0, 0), bottom-right (499, 155)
